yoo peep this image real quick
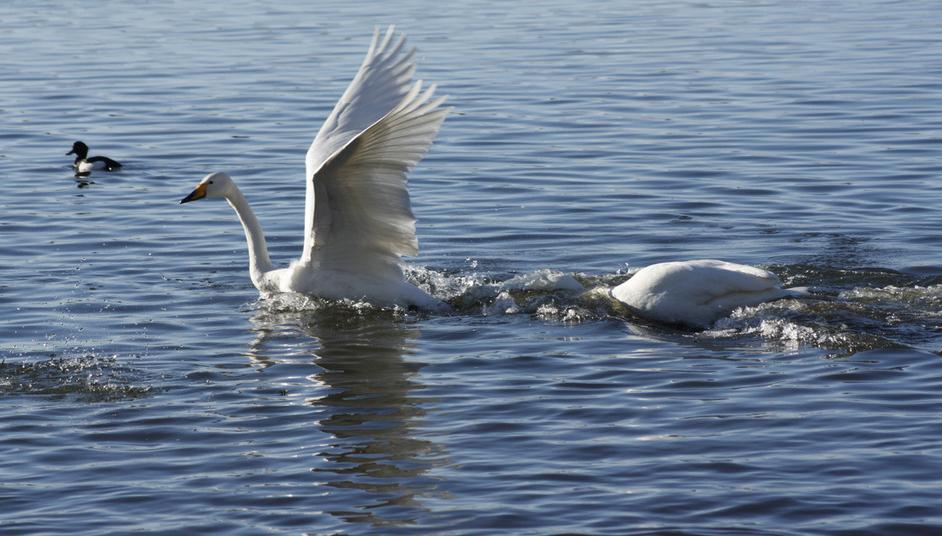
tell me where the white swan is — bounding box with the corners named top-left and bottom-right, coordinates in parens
top-left (180, 26), bottom-right (449, 308)
top-left (611, 259), bottom-right (804, 329)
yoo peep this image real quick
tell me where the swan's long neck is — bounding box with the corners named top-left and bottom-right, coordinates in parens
top-left (224, 186), bottom-right (273, 289)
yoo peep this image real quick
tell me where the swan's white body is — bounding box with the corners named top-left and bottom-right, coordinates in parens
top-left (181, 27), bottom-right (448, 308)
top-left (611, 259), bottom-right (796, 328)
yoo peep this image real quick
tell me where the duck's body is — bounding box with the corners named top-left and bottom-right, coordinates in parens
top-left (180, 27), bottom-right (448, 309)
top-left (612, 259), bottom-right (800, 329)
top-left (68, 141), bottom-right (122, 174)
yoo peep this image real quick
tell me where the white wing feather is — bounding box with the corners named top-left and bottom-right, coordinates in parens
top-left (299, 27), bottom-right (448, 278)
top-left (302, 26), bottom-right (418, 261)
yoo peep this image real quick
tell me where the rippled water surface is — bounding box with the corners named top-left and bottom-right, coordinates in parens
top-left (3, 1), bottom-right (942, 534)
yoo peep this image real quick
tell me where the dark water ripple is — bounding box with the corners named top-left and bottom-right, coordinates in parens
top-left (2, 0), bottom-right (942, 534)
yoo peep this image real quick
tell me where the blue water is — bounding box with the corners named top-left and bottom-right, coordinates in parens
top-left (3, 1), bottom-right (942, 534)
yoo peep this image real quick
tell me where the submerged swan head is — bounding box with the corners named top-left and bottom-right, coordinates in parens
top-left (180, 171), bottom-right (235, 203)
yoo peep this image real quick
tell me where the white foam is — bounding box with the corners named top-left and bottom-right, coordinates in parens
top-left (483, 291), bottom-right (520, 316)
top-left (499, 269), bottom-right (584, 292)
top-left (404, 264), bottom-right (492, 300)
top-left (840, 284), bottom-right (942, 307)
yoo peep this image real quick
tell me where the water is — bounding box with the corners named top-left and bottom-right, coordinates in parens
top-left (2, 0), bottom-right (942, 533)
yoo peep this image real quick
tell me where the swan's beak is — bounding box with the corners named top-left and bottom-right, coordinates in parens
top-left (66, 149), bottom-right (75, 155)
top-left (180, 182), bottom-right (208, 204)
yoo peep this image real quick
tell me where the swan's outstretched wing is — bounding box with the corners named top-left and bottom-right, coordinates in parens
top-left (300, 27), bottom-right (447, 277)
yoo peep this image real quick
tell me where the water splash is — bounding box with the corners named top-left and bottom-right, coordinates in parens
top-left (0, 354), bottom-right (152, 401)
top-left (841, 284), bottom-right (942, 310)
top-left (260, 263), bottom-right (942, 355)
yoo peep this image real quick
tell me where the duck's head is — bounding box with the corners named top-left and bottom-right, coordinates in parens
top-left (67, 141), bottom-right (88, 158)
top-left (180, 172), bottom-right (235, 204)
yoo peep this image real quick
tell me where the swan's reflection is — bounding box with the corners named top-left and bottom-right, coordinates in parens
top-left (248, 303), bottom-right (444, 528)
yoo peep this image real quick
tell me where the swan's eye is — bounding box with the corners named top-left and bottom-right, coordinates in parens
top-left (209, 180), bottom-right (214, 184)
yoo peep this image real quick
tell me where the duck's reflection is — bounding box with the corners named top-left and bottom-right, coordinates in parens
top-left (248, 304), bottom-right (444, 528)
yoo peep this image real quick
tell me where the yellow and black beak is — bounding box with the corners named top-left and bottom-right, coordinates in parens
top-left (180, 182), bottom-right (208, 204)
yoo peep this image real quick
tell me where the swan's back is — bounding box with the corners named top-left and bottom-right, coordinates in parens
top-left (612, 259), bottom-right (789, 328)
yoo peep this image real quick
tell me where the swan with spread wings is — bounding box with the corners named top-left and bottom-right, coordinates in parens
top-left (181, 27), bottom-right (449, 308)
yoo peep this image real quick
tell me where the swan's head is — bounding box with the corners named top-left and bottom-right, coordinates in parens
top-left (180, 172), bottom-right (235, 204)
top-left (67, 141), bottom-right (88, 158)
